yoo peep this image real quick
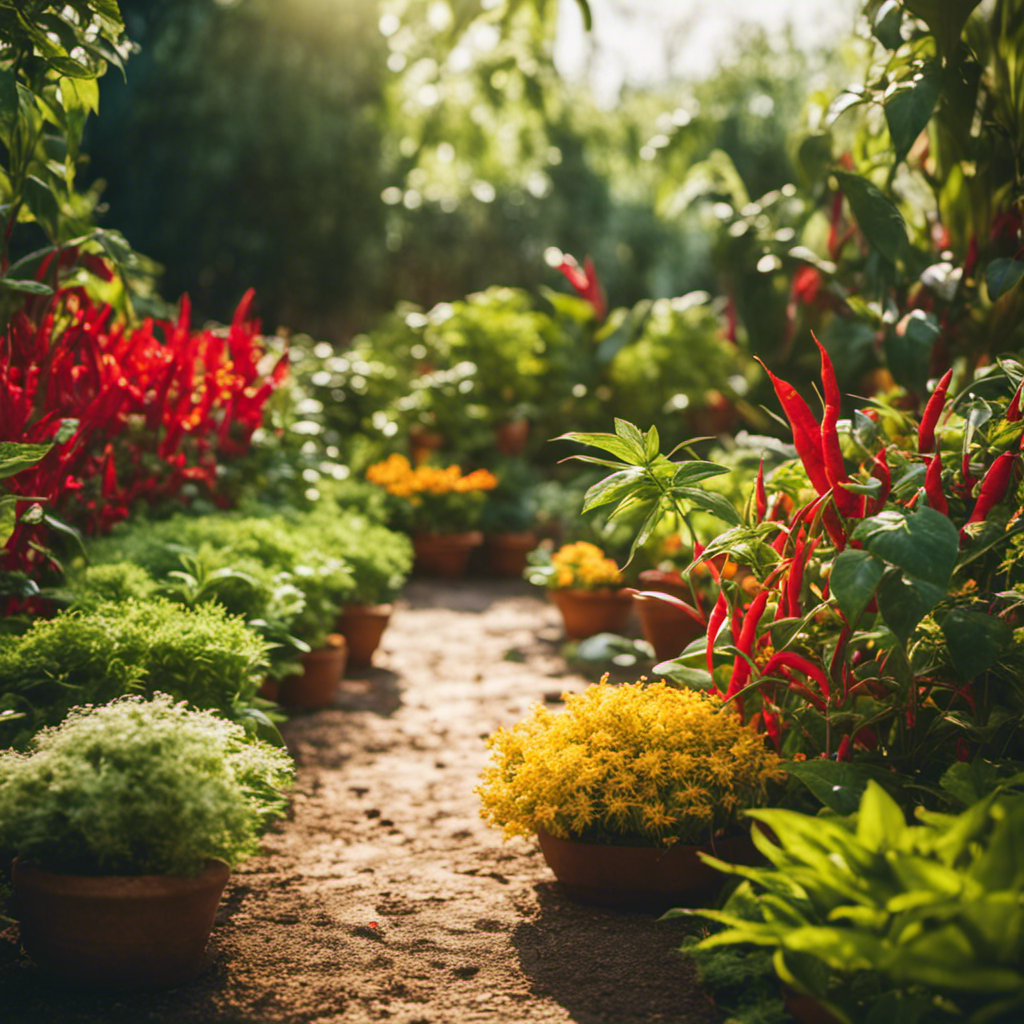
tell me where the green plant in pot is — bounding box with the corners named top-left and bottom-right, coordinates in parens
top-left (477, 679), bottom-right (783, 909)
top-left (299, 509), bottom-right (413, 667)
top-left (0, 693), bottom-right (293, 988)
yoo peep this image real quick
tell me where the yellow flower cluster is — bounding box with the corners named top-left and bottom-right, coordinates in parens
top-left (366, 454), bottom-right (498, 498)
top-left (477, 680), bottom-right (783, 847)
top-left (549, 541), bottom-right (623, 590)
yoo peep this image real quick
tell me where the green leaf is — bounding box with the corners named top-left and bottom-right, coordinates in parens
top-left (873, 1), bottom-right (904, 48)
top-left (831, 549), bottom-right (885, 624)
top-left (985, 258), bottom-right (1024, 302)
top-left (555, 430), bottom-right (644, 466)
top-left (614, 418), bottom-right (648, 458)
top-left (886, 312), bottom-right (940, 398)
top-left (903, 0), bottom-right (985, 62)
top-left (877, 571), bottom-right (945, 643)
top-left (884, 66), bottom-right (941, 165)
top-left (23, 175), bottom-right (61, 238)
top-left (676, 487), bottom-right (742, 526)
top-left (580, 467), bottom-right (646, 513)
top-left (0, 441), bottom-right (52, 480)
top-left (673, 461), bottom-right (730, 486)
top-left (938, 608), bottom-right (1013, 680)
top-left (0, 66), bottom-right (17, 138)
top-left (783, 759), bottom-right (876, 815)
top-left (856, 781), bottom-right (905, 852)
top-left (642, 425), bottom-right (660, 462)
top-left (834, 170), bottom-right (908, 264)
top-left (625, 504), bottom-right (662, 567)
top-left (0, 277), bottom-right (54, 296)
top-left (852, 506), bottom-right (959, 589)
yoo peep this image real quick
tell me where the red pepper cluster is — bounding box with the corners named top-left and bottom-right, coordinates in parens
top-left (710, 340), bottom-right (1023, 760)
top-left (1, 286), bottom-right (288, 579)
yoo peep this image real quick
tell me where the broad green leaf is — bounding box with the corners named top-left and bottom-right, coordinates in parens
top-left (784, 758), bottom-right (875, 815)
top-left (877, 571), bottom-right (945, 643)
top-left (852, 506), bottom-right (958, 589)
top-left (642, 425), bottom-right (660, 462)
top-left (0, 441), bottom-right (52, 480)
top-left (834, 170), bottom-right (908, 264)
top-left (884, 65), bottom-right (941, 164)
top-left (938, 608), bottom-right (1013, 680)
top-left (781, 926), bottom-right (887, 970)
top-left (856, 781), bottom-right (906, 852)
top-left (626, 504), bottom-right (662, 566)
top-left (873, 1), bottom-right (904, 48)
top-left (831, 549), bottom-right (885, 624)
top-left (0, 277), bottom-right (54, 296)
top-left (985, 258), bottom-right (1024, 302)
top-left (886, 311), bottom-right (939, 398)
top-left (903, 0), bottom-right (985, 62)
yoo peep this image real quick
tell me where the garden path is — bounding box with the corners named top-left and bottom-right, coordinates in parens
top-left (2, 579), bottom-right (715, 1024)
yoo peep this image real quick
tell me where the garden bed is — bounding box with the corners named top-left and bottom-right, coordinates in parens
top-left (1, 579), bottom-right (713, 1024)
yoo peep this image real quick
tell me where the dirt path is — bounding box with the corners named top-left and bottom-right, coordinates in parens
top-left (2, 579), bottom-right (717, 1024)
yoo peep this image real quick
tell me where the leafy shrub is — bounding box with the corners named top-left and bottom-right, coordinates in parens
top-left (0, 693), bottom-right (293, 876)
top-left (0, 599), bottom-right (269, 749)
top-left (478, 680), bottom-right (783, 847)
top-left (679, 782), bottom-right (1024, 1024)
top-left (68, 561), bottom-right (158, 608)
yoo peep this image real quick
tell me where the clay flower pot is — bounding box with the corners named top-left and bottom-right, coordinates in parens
top-left (631, 590), bottom-right (706, 662)
top-left (279, 633), bottom-right (348, 709)
top-left (493, 417), bottom-right (530, 457)
top-left (636, 568), bottom-right (692, 602)
top-left (12, 858), bottom-right (230, 988)
top-left (535, 830), bottom-right (758, 911)
top-left (550, 587), bottom-right (633, 640)
top-left (484, 530), bottom-right (537, 578)
top-left (336, 603), bottom-right (393, 667)
top-left (782, 988), bottom-right (845, 1024)
top-left (412, 530), bottom-right (483, 578)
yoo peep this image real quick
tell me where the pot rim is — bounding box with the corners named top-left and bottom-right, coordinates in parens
top-left (12, 857), bottom-right (231, 896)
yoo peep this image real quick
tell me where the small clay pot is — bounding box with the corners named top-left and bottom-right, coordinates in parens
top-left (550, 587), bottom-right (633, 640)
top-left (632, 590), bottom-right (706, 662)
top-left (484, 530), bottom-right (537, 578)
top-left (336, 603), bottom-right (393, 667)
top-left (12, 858), bottom-right (230, 988)
top-left (278, 634), bottom-right (347, 709)
top-left (782, 987), bottom-right (845, 1024)
top-left (494, 417), bottom-right (530, 457)
top-left (536, 830), bottom-right (758, 911)
top-left (412, 531), bottom-right (483, 578)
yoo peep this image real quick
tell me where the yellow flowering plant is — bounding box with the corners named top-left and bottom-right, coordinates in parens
top-left (365, 454), bottom-right (498, 533)
top-left (525, 540), bottom-right (624, 591)
top-left (478, 680), bottom-right (783, 848)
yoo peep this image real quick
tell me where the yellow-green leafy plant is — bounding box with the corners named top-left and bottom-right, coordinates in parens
top-left (478, 680), bottom-right (783, 848)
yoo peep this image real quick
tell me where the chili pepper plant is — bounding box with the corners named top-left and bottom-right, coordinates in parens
top-left (563, 342), bottom-right (1024, 796)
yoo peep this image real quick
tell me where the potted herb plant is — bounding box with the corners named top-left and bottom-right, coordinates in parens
top-left (0, 693), bottom-right (293, 987)
top-left (365, 454), bottom-right (498, 577)
top-left (526, 540), bottom-right (633, 638)
top-left (478, 679), bottom-right (782, 909)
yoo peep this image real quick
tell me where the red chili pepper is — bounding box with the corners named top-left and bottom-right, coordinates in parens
top-left (725, 589), bottom-right (771, 704)
top-left (835, 734), bottom-right (853, 761)
top-left (706, 590), bottom-right (729, 680)
top-left (762, 650), bottom-right (831, 700)
top-left (917, 368), bottom-right (953, 454)
top-left (755, 459), bottom-right (767, 522)
top-left (813, 334), bottom-right (861, 516)
top-left (758, 358), bottom-right (830, 496)
top-left (924, 454), bottom-right (949, 515)
top-left (1007, 380), bottom-right (1024, 422)
top-left (961, 452), bottom-right (1019, 540)
top-left (761, 706), bottom-right (781, 752)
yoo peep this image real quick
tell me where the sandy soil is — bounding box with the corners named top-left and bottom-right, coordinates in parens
top-left (1, 579), bottom-right (719, 1024)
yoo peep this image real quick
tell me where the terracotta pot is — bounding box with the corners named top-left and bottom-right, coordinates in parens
top-left (782, 987), bottom-right (845, 1024)
top-left (412, 531), bottom-right (483, 578)
top-left (636, 568), bottom-right (692, 602)
top-left (632, 591), bottom-right (706, 662)
top-left (336, 603), bottom-right (393, 667)
top-left (550, 587), bottom-right (634, 640)
top-left (484, 530), bottom-right (537, 578)
top-left (257, 678), bottom-right (279, 702)
top-left (536, 830), bottom-right (757, 911)
top-left (494, 417), bottom-right (530, 457)
top-left (278, 634), bottom-right (347, 709)
top-left (12, 858), bottom-right (230, 988)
